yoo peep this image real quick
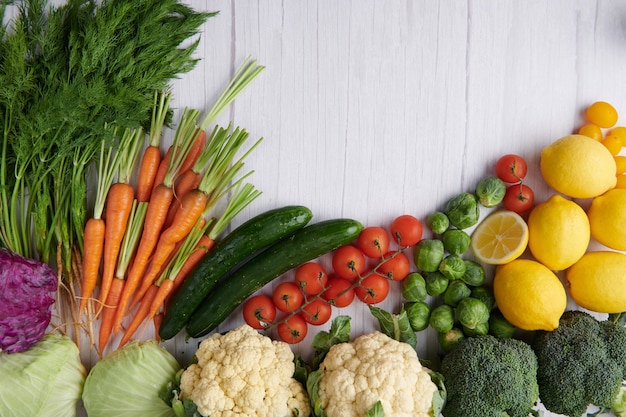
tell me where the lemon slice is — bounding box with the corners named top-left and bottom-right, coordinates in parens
top-left (470, 210), bottom-right (529, 265)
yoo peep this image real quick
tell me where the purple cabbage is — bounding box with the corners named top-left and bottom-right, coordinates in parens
top-left (0, 248), bottom-right (57, 353)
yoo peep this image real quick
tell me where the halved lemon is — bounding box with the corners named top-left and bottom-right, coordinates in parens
top-left (470, 210), bottom-right (529, 265)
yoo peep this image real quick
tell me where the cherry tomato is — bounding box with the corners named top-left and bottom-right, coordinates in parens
top-left (332, 245), bottom-right (366, 279)
top-left (242, 295), bottom-right (276, 329)
top-left (495, 154), bottom-right (528, 183)
top-left (376, 251), bottom-right (411, 281)
top-left (357, 226), bottom-right (391, 258)
top-left (390, 215), bottom-right (423, 247)
top-left (272, 281), bottom-right (304, 313)
top-left (503, 183), bottom-right (534, 213)
top-left (294, 262), bottom-right (328, 295)
top-left (355, 274), bottom-right (390, 304)
top-left (277, 314), bottom-right (308, 344)
top-left (322, 276), bottom-right (355, 308)
top-left (301, 298), bottom-right (332, 325)
top-left (586, 101), bottom-right (618, 128)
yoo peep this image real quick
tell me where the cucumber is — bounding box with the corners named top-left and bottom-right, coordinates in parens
top-left (185, 218), bottom-right (363, 338)
top-left (159, 205), bottom-right (313, 340)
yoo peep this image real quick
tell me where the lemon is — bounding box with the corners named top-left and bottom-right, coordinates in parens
top-left (566, 251), bottom-right (626, 313)
top-left (540, 134), bottom-right (617, 198)
top-left (493, 259), bottom-right (567, 331)
top-left (587, 188), bottom-right (626, 251)
top-left (469, 210), bottom-right (529, 265)
top-left (527, 194), bottom-right (590, 271)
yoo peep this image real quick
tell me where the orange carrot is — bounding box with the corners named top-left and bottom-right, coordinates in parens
top-left (178, 129), bottom-right (206, 177)
top-left (152, 146), bottom-right (172, 191)
top-left (164, 169), bottom-right (202, 228)
top-left (118, 284), bottom-right (158, 348)
top-left (153, 313), bottom-right (164, 342)
top-left (80, 217), bottom-right (105, 313)
top-left (136, 145), bottom-right (161, 203)
top-left (98, 277), bottom-right (124, 354)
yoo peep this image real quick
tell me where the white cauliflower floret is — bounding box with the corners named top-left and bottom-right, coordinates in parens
top-left (317, 331), bottom-right (438, 417)
top-left (180, 324), bottom-right (311, 417)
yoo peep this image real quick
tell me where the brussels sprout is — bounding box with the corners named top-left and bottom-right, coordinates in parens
top-left (444, 192), bottom-right (480, 229)
top-left (461, 259), bottom-right (486, 287)
top-left (404, 301), bottom-right (431, 332)
top-left (470, 285), bottom-right (495, 311)
top-left (438, 327), bottom-right (466, 353)
top-left (462, 320), bottom-right (489, 336)
top-left (488, 309), bottom-right (516, 338)
top-left (402, 273), bottom-right (428, 302)
top-left (475, 176), bottom-right (507, 208)
top-left (425, 271), bottom-right (449, 296)
top-left (429, 304), bottom-right (455, 333)
top-left (438, 254), bottom-right (467, 280)
top-left (456, 297), bottom-right (490, 330)
top-left (442, 229), bottom-right (471, 255)
top-left (426, 211), bottom-right (449, 235)
top-left (441, 280), bottom-right (471, 307)
top-left (413, 239), bottom-right (445, 272)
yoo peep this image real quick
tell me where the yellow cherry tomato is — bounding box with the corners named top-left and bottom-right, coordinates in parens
top-left (602, 136), bottom-right (623, 156)
top-left (578, 123), bottom-right (603, 141)
top-left (608, 126), bottom-right (626, 147)
top-left (586, 101), bottom-right (618, 128)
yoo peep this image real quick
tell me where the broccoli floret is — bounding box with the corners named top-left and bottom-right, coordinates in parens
top-left (440, 334), bottom-right (539, 417)
top-left (532, 310), bottom-right (626, 417)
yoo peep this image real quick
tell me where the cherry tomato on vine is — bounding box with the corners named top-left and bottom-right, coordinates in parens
top-left (390, 215), bottom-right (423, 247)
top-left (272, 281), bottom-right (304, 313)
top-left (242, 295), bottom-right (276, 329)
top-left (277, 314), bottom-right (308, 344)
top-left (294, 262), bottom-right (328, 295)
top-left (503, 183), bottom-right (534, 213)
top-left (376, 251), bottom-right (411, 281)
top-left (357, 226), bottom-right (391, 258)
top-left (355, 274), bottom-right (390, 304)
top-left (301, 298), bottom-right (332, 325)
top-left (322, 276), bottom-right (355, 308)
top-left (495, 154), bottom-right (528, 183)
top-left (332, 245), bottom-right (366, 279)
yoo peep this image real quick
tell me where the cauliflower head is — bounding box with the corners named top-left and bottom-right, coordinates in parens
top-left (315, 331), bottom-right (438, 417)
top-left (180, 324), bottom-right (311, 417)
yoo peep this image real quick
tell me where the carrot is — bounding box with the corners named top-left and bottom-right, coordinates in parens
top-left (118, 284), bottom-right (159, 348)
top-left (164, 169), bottom-right (202, 228)
top-left (98, 276), bottom-right (124, 354)
top-left (152, 146), bottom-right (171, 191)
top-left (153, 313), bottom-right (164, 342)
top-left (178, 129), bottom-right (206, 177)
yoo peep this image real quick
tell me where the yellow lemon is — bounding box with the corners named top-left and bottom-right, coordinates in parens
top-left (469, 210), bottom-right (528, 265)
top-left (567, 251), bottom-right (626, 313)
top-left (540, 134), bottom-right (617, 198)
top-left (493, 259), bottom-right (567, 331)
top-left (527, 194), bottom-right (590, 271)
top-left (587, 188), bottom-right (626, 251)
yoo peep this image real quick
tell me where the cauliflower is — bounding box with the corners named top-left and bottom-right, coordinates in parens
top-left (179, 324), bottom-right (311, 417)
top-left (311, 330), bottom-right (439, 417)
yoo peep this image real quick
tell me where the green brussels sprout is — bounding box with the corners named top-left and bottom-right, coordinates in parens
top-left (402, 272), bottom-right (428, 302)
top-left (438, 254), bottom-right (467, 280)
top-left (462, 320), bottom-right (489, 336)
top-left (404, 301), bottom-right (431, 332)
top-left (461, 259), bottom-right (486, 287)
top-left (413, 239), bottom-right (445, 272)
top-left (488, 309), bottom-right (516, 338)
top-left (444, 192), bottom-right (480, 229)
top-left (442, 229), bottom-right (471, 255)
top-left (426, 211), bottom-right (449, 235)
top-left (470, 285), bottom-right (495, 311)
top-left (425, 271), bottom-right (449, 296)
top-left (429, 304), bottom-right (455, 333)
top-left (456, 297), bottom-right (490, 330)
top-left (441, 280), bottom-right (471, 307)
top-left (475, 176), bottom-right (507, 207)
top-left (438, 327), bottom-right (465, 353)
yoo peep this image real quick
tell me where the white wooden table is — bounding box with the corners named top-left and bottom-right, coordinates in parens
top-left (82, 1), bottom-right (626, 415)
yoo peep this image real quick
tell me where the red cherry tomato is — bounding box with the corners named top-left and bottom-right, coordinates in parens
top-left (495, 154), bottom-right (528, 183)
top-left (277, 314), bottom-right (308, 344)
top-left (503, 183), bottom-right (534, 213)
top-left (322, 276), bottom-right (355, 308)
top-left (390, 215), bottom-right (423, 247)
top-left (272, 282), bottom-right (304, 313)
top-left (376, 251), bottom-right (411, 281)
top-left (332, 245), bottom-right (366, 279)
top-left (357, 226), bottom-right (391, 258)
top-left (294, 262), bottom-right (329, 295)
top-left (301, 299), bottom-right (332, 325)
top-left (242, 295), bottom-right (276, 329)
top-left (355, 274), bottom-right (390, 304)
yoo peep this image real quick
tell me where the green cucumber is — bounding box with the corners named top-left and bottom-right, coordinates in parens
top-left (159, 205), bottom-right (313, 340)
top-left (185, 218), bottom-right (363, 338)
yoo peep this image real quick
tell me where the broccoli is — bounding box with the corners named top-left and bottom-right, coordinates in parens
top-left (532, 310), bottom-right (626, 417)
top-left (440, 334), bottom-right (539, 417)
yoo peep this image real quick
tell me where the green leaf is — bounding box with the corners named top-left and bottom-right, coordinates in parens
top-left (426, 369), bottom-right (447, 417)
top-left (365, 400), bottom-right (385, 417)
top-left (368, 305), bottom-right (417, 349)
top-left (306, 369), bottom-right (327, 417)
top-left (311, 315), bottom-right (351, 369)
